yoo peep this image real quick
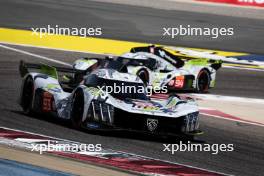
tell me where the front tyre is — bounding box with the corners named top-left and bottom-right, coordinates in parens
top-left (196, 69), bottom-right (210, 93)
top-left (71, 90), bottom-right (84, 129)
top-left (21, 76), bottom-right (34, 114)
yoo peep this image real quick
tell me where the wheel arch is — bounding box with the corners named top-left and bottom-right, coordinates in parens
top-left (196, 68), bottom-right (211, 92)
top-left (72, 86), bottom-right (92, 123)
top-left (136, 67), bottom-right (150, 85)
top-left (19, 74), bottom-right (35, 113)
top-left (20, 73), bottom-right (35, 104)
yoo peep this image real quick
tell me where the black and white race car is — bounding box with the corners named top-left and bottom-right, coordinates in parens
top-left (19, 59), bottom-right (202, 138)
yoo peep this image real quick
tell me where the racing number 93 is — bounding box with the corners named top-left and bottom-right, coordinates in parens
top-left (42, 92), bottom-right (53, 112)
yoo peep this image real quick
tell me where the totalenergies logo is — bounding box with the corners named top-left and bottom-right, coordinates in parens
top-left (238, 0), bottom-right (264, 4)
top-left (199, 0), bottom-right (264, 7)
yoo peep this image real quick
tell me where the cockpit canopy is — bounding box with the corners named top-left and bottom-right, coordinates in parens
top-left (84, 73), bottom-right (149, 100)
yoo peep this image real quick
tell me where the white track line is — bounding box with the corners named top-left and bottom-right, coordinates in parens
top-left (1, 42), bottom-right (264, 72)
top-left (0, 44), bottom-right (71, 67)
top-left (1, 43), bottom-right (263, 127)
top-left (199, 106), bottom-right (264, 127)
top-left (1, 45), bottom-right (263, 98)
top-left (0, 42), bottom-right (115, 56)
top-left (201, 112), bottom-right (264, 127)
top-left (192, 93), bottom-right (264, 104)
top-left (223, 65), bottom-right (264, 72)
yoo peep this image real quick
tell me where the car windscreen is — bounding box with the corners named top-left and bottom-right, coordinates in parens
top-left (116, 57), bottom-right (158, 71)
top-left (131, 46), bottom-right (184, 68)
top-left (84, 74), bottom-right (149, 100)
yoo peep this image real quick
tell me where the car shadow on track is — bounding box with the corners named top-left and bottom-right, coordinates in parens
top-left (10, 109), bottom-right (206, 144)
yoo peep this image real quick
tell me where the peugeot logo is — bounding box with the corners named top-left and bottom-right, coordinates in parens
top-left (147, 118), bottom-right (158, 132)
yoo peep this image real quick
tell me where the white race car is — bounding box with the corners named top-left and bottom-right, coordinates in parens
top-left (18, 60), bottom-right (202, 138)
top-left (122, 45), bottom-right (222, 92)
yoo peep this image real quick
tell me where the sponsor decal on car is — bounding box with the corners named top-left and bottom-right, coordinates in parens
top-left (166, 97), bottom-right (178, 109)
top-left (175, 76), bottom-right (185, 88)
top-left (45, 83), bottom-right (62, 93)
top-left (147, 118), bottom-right (159, 132)
top-left (86, 87), bottom-right (104, 97)
top-left (132, 101), bottom-right (161, 111)
top-left (42, 92), bottom-right (53, 112)
top-left (168, 76), bottom-right (185, 88)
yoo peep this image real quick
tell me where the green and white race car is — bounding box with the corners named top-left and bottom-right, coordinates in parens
top-left (122, 45), bottom-right (222, 93)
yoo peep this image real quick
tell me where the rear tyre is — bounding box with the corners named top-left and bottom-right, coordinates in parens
top-left (196, 69), bottom-right (210, 93)
top-left (21, 76), bottom-right (34, 114)
top-left (71, 90), bottom-right (84, 129)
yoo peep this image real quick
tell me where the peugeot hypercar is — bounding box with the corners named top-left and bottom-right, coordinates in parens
top-left (122, 45), bottom-right (222, 92)
top-left (19, 60), bottom-right (201, 138)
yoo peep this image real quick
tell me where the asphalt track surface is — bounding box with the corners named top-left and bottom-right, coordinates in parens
top-left (0, 45), bottom-right (264, 176)
top-left (0, 0), bottom-right (264, 176)
top-left (0, 0), bottom-right (264, 54)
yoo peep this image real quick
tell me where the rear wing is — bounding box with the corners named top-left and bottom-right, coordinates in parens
top-left (19, 57), bottom-right (115, 78)
top-left (19, 60), bottom-right (79, 79)
top-left (131, 45), bottom-right (222, 70)
top-left (183, 57), bottom-right (222, 70)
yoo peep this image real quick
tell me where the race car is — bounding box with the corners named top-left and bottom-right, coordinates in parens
top-left (18, 60), bottom-right (202, 138)
top-left (122, 45), bottom-right (222, 92)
